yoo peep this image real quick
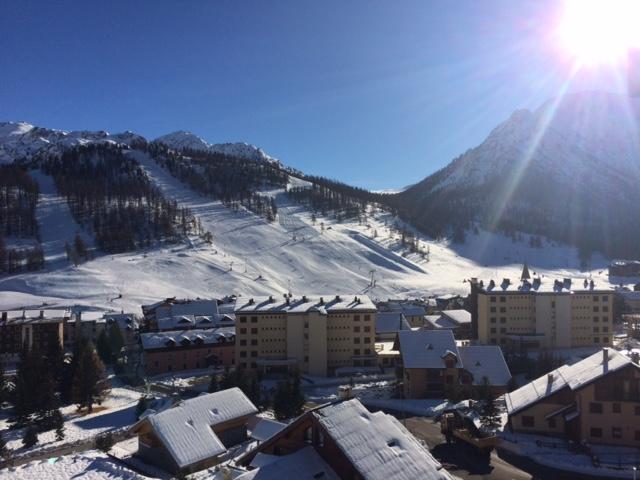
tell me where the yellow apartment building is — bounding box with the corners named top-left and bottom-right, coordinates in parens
top-left (234, 294), bottom-right (377, 377)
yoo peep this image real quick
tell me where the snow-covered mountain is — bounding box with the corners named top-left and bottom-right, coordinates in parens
top-left (154, 130), bottom-right (280, 166)
top-left (395, 91), bottom-right (640, 258)
top-left (0, 121), bottom-right (145, 164)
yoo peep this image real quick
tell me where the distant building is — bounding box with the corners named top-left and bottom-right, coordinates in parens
top-left (506, 348), bottom-right (640, 447)
top-left (471, 271), bottom-right (614, 350)
top-left (140, 327), bottom-right (235, 375)
top-left (376, 301), bottom-right (427, 327)
top-left (141, 298), bottom-right (224, 331)
top-left (395, 329), bottom-right (511, 398)
top-left (234, 294), bottom-right (377, 377)
top-left (374, 312), bottom-right (411, 368)
top-left (423, 309), bottom-right (472, 338)
top-left (64, 310), bottom-right (138, 347)
top-left (0, 309), bottom-right (69, 365)
top-left (156, 313), bottom-right (234, 331)
top-left (609, 260), bottom-right (640, 277)
top-left (236, 398), bottom-right (453, 480)
top-left (130, 388), bottom-right (258, 475)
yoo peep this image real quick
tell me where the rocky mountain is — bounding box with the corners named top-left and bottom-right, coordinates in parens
top-left (393, 91), bottom-right (640, 260)
top-left (154, 131), bottom-right (280, 166)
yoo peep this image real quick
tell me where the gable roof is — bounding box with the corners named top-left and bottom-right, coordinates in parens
top-left (440, 309), bottom-right (471, 325)
top-left (235, 295), bottom-right (376, 314)
top-left (313, 399), bottom-right (452, 480)
top-left (237, 447), bottom-right (339, 480)
top-left (505, 349), bottom-right (634, 416)
top-left (458, 346), bottom-right (511, 386)
top-left (140, 327), bottom-right (235, 350)
top-left (140, 388), bottom-right (257, 468)
top-left (396, 330), bottom-right (461, 369)
top-left (376, 312), bottom-right (411, 335)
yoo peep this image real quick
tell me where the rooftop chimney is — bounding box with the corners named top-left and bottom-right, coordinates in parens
top-left (603, 347), bottom-right (609, 369)
top-left (547, 372), bottom-right (554, 384)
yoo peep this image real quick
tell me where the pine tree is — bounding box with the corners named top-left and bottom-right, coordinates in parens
top-left (53, 409), bottom-right (65, 441)
top-left (95, 432), bottom-right (114, 452)
top-left (22, 426), bottom-right (38, 448)
top-left (74, 233), bottom-right (87, 260)
top-left (478, 379), bottom-right (501, 432)
top-left (135, 396), bottom-right (149, 419)
top-left (208, 373), bottom-right (220, 393)
top-left (96, 329), bottom-right (112, 364)
top-left (0, 431), bottom-right (7, 459)
top-left (0, 360), bottom-right (6, 405)
top-left (72, 340), bottom-right (109, 412)
top-left (107, 323), bottom-right (125, 363)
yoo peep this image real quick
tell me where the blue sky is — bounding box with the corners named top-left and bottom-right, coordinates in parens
top-left (0, 1), bottom-right (630, 189)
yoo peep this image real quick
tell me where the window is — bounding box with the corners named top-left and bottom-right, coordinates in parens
top-left (500, 327), bottom-right (506, 333)
top-left (240, 339), bottom-right (247, 346)
top-left (490, 307), bottom-right (497, 313)
top-left (612, 427), bottom-right (622, 439)
top-left (240, 317), bottom-right (247, 323)
top-left (251, 328), bottom-right (258, 334)
top-left (500, 307), bottom-right (506, 313)
top-left (589, 402), bottom-right (603, 414)
top-left (364, 326), bottom-right (371, 333)
top-left (594, 337), bottom-right (600, 344)
top-left (304, 427), bottom-right (313, 444)
top-left (522, 416), bottom-right (534, 427)
top-left (318, 430), bottom-right (325, 447)
top-left (353, 337), bottom-right (360, 344)
top-left (593, 327), bottom-right (600, 333)
top-left (613, 403), bottom-right (621, 413)
top-left (490, 297), bottom-right (497, 303)
top-left (490, 328), bottom-right (496, 334)
top-left (251, 339), bottom-right (258, 346)
top-left (364, 315), bottom-right (371, 321)
top-left (240, 351), bottom-right (247, 358)
top-left (593, 316), bottom-right (599, 322)
top-left (354, 315), bottom-right (360, 322)
top-left (551, 301), bottom-right (555, 308)
top-left (500, 296), bottom-right (506, 303)
top-left (590, 427), bottom-right (602, 438)
top-left (354, 326), bottom-right (360, 333)
top-left (500, 317), bottom-right (506, 324)
top-left (240, 328), bottom-right (247, 334)
top-left (593, 306), bottom-right (600, 312)
top-left (548, 418), bottom-right (556, 428)
top-left (251, 316), bottom-right (258, 323)
top-left (592, 296), bottom-right (599, 302)
top-left (490, 317), bottom-right (496, 324)
top-left (602, 306), bottom-right (609, 312)
top-left (354, 349), bottom-right (360, 355)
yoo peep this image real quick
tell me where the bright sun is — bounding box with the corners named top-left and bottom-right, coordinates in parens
top-left (558, 0), bottom-right (640, 66)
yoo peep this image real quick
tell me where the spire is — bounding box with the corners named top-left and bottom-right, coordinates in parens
top-left (521, 263), bottom-right (531, 281)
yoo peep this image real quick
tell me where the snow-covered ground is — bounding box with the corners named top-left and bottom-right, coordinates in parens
top-left (0, 387), bottom-right (141, 458)
top-left (0, 150), bottom-right (614, 313)
top-left (0, 450), bottom-right (152, 480)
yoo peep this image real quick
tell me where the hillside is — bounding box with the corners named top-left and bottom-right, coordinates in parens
top-left (0, 119), bottom-right (614, 313)
top-left (393, 91), bottom-right (640, 261)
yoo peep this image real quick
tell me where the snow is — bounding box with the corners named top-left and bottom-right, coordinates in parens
top-left (375, 312), bottom-right (411, 335)
top-left (457, 345), bottom-right (511, 386)
top-left (439, 309), bottom-right (471, 325)
top-left (0, 125), bottom-right (620, 318)
top-left (0, 387), bottom-right (141, 457)
top-left (396, 330), bottom-right (461, 369)
top-left (156, 314), bottom-right (233, 331)
top-left (249, 418), bottom-right (286, 443)
top-left (235, 294), bottom-right (376, 313)
top-left (139, 388), bottom-right (257, 469)
top-left (505, 348), bottom-right (632, 415)
top-left (140, 327), bottom-right (235, 350)
top-left (0, 450), bottom-right (153, 480)
top-left (312, 399), bottom-right (453, 480)
top-left (236, 446), bottom-right (340, 480)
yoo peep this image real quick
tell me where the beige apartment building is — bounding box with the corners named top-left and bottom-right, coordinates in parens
top-left (473, 275), bottom-right (614, 350)
top-left (234, 294), bottom-right (377, 377)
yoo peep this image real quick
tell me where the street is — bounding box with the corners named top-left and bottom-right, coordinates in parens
top-left (404, 417), bottom-right (536, 480)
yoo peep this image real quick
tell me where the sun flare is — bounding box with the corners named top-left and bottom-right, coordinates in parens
top-left (558, 0), bottom-right (640, 66)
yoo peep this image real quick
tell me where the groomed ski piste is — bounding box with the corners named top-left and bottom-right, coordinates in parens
top-left (0, 149), bottom-right (613, 314)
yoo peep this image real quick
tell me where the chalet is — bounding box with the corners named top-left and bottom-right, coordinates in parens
top-left (395, 329), bottom-right (511, 398)
top-left (140, 327), bottom-right (235, 375)
top-left (130, 388), bottom-right (258, 475)
top-left (506, 348), bottom-right (640, 447)
top-left (237, 398), bottom-right (453, 480)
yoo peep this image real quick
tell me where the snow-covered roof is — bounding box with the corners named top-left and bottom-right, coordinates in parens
top-left (396, 330), bottom-right (462, 369)
top-left (157, 313), bottom-right (234, 331)
top-left (479, 277), bottom-right (613, 294)
top-left (423, 314), bottom-right (459, 330)
top-left (381, 302), bottom-right (427, 316)
top-left (250, 418), bottom-right (287, 442)
top-left (237, 447), bottom-right (339, 480)
top-left (140, 327), bottom-right (235, 350)
top-left (313, 399), bottom-right (452, 480)
top-left (458, 346), bottom-right (511, 386)
top-left (142, 388), bottom-right (257, 468)
top-left (440, 309), bottom-right (471, 325)
top-left (155, 299), bottom-right (220, 320)
top-left (235, 295), bottom-right (376, 314)
top-left (376, 312), bottom-right (411, 335)
top-left (0, 308), bottom-right (70, 324)
top-left (505, 349), bottom-right (634, 416)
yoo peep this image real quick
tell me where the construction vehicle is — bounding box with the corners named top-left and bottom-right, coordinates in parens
top-left (440, 408), bottom-right (500, 456)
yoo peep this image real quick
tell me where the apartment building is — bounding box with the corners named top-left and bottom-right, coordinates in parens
top-left (471, 273), bottom-right (614, 350)
top-left (506, 348), bottom-right (640, 447)
top-left (0, 309), bottom-right (68, 364)
top-left (234, 294), bottom-right (377, 377)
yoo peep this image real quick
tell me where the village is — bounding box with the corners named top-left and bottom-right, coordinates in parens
top-left (1, 264), bottom-right (639, 479)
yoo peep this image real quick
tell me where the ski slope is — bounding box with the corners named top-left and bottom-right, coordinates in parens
top-left (0, 151), bottom-right (612, 313)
